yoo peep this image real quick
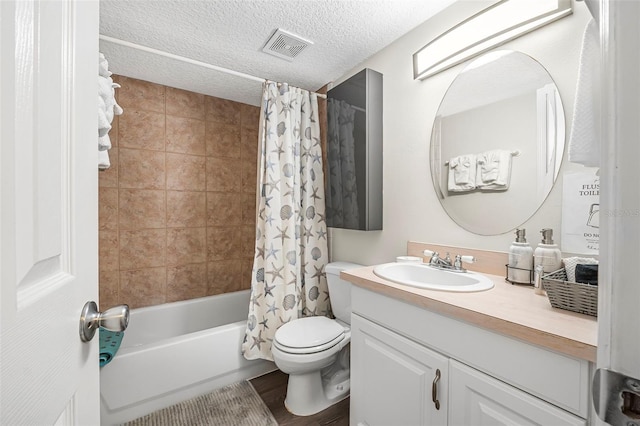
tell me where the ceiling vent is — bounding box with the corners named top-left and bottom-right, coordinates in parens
top-left (262, 29), bottom-right (313, 61)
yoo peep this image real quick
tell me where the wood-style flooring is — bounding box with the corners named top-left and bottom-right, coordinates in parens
top-left (250, 370), bottom-right (350, 426)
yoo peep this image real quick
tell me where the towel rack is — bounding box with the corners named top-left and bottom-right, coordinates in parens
top-left (445, 150), bottom-right (520, 166)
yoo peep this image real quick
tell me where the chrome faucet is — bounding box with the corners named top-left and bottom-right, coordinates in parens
top-left (423, 249), bottom-right (476, 273)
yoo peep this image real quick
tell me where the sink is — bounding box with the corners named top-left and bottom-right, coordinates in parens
top-left (373, 262), bottom-right (494, 292)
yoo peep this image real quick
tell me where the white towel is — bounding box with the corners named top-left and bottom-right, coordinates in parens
top-left (476, 149), bottom-right (512, 190)
top-left (447, 154), bottom-right (476, 192)
top-left (99, 134), bottom-right (112, 151)
top-left (563, 256), bottom-right (598, 282)
top-left (568, 18), bottom-right (601, 168)
top-left (98, 149), bottom-right (111, 170)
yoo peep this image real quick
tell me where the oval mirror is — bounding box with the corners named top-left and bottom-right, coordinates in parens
top-left (430, 50), bottom-right (565, 235)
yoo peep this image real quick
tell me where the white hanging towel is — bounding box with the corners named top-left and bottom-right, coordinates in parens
top-left (98, 149), bottom-right (111, 170)
top-left (476, 149), bottom-right (512, 190)
top-left (568, 18), bottom-right (601, 168)
top-left (447, 154), bottom-right (476, 192)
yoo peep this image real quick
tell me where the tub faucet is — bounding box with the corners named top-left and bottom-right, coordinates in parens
top-left (423, 249), bottom-right (476, 273)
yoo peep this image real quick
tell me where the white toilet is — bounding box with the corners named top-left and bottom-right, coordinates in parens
top-left (271, 261), bottom-right (361, 416)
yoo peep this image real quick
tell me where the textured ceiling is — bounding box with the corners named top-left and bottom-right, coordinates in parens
top-left (99, 0), bottom-right (456, 106)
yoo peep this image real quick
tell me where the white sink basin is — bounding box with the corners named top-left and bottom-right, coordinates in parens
top-left (373, 262), bottom-right (494, 292)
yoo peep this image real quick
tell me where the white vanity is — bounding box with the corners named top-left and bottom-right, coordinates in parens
top-left (342, 259), bottom-right (597, 426)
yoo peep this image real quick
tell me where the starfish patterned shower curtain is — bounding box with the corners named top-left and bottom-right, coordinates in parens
top-left (242, 81), bottom-right (330, 361)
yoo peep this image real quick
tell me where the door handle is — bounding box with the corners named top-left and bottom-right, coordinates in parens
top-left (79, 301), bottom-right (129, 342)
top-left (432, 368), bottom-right (441, 410)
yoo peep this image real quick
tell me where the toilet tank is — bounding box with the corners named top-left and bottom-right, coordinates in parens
top-left (325, 261), bottom-right (363, 324)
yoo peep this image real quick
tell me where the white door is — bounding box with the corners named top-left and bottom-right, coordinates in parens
top-left (350, 314), bottom-right (449, 426)
top-left (596, 0), bottom-right (640, 424)
top-left (0, 1), bottom-right (100, 425)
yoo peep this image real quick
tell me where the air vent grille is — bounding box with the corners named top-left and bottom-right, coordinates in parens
top-left (262, 29), bottom-right (313, 61)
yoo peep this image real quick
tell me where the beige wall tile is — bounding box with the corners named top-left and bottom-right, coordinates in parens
top-left (241, 128), bottom-right (259, 161)
top-left (167, 191), bottom-right (206, 228)
top-left (166, 87), bottom-right (205, 120)
top-left (241, 259), bottom-right (254, 290)
top-left (99, 230), bottom-right (119, 272)
top-left (99, 270), bottom-right (120, 308)
top-left (207, 260), bottom-right (242, 295)
top-left (99, 147), bottom-right (118, 188)
top-left (205, 96), bottom-right (241, 125)
top-left (207, 192), bottom-right (242, 227)
top-left (119, 148), bottom-right (166, 189)
top-left (206, 157), bottom-right (242, 192)
top-left (167, 227), bottom-right (206, 266)
top-left (120, 267), bottom-right (167, 309)
top-left (241, 104), bottom-right (260, 130)
top-left (241, 225), bottom-right (256, 259)
top-left (119, 189), bottom-right (166, 230)
top-left (117, 76), bottom-right (165, 114)
top-left (166, 263), bottom-right (207, 302)
top-left (166, 153), bottom-right (206, 191)
top-left (119, 229), bottom-right (166, 270)
top-left (241, 157), bottom-right (257, 193)
top-left (166, 115), bottom-right (205, 155)
top-left (241, 193), bottom-right (256, 225)
top-left (205, 121), bottom-right (241, 159)
top-left (207, 226), bottom-right (242, 261)
top-left (119, 109), bottom-right (166, 151)
top-left (99, 187), bottom-right (118, 231)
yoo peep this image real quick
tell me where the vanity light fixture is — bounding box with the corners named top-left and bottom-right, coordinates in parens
top-left (413, 0), bottom-right (572, 80)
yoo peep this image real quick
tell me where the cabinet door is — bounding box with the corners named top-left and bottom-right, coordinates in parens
top-left (448, 360), bottom-right (586, 426)
top-left (351, 314), bottom-right (448, 426)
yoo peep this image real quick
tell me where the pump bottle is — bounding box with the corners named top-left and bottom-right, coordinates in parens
top-left (534, 228), bottom-right (562, 273)
top-left (508, 228), bottom-right (534, 284)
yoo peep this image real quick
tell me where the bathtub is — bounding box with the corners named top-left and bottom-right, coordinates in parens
top-left (100, 290), bottom-right (275, 425)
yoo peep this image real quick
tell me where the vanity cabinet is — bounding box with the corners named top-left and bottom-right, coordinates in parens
top-left (350, 285), bottom-right (591, 426)
top-left (351, 314), bottom-right (448, 426)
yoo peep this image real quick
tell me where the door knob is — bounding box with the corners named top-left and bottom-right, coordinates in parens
top-left (79, 301), bottom-right (129, 342)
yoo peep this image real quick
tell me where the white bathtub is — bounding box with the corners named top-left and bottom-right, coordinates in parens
top-left (100, 290), bottom-right (275, 425)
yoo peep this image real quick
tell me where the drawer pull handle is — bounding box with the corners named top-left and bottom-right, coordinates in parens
top-left (432, 368), bottom-right (441, 410)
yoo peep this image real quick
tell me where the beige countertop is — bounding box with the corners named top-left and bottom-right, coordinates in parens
top-left (342, 265), bottom-right (598, 362)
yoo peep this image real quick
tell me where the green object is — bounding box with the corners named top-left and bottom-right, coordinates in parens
top-left (99, 327), bottom-right (124, 367)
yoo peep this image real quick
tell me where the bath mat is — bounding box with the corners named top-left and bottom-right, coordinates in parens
top-left (122, 381), bottom-right (278, 426)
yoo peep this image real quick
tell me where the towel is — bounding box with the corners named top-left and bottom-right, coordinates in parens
top-left (476, 149), bottom-right (512, 190)
top-left (568, 18), bottom-right (601, 168)
top-left (98, 149), bottom-right (111, 170)
top-left (447, 154), bottom-right (476, 192)
top-left (99, 327), bottom-right (124, 366)
top-left (563, 256), bottom-right (598, 282)
top-left (99, 134), bottom-right (112, 151)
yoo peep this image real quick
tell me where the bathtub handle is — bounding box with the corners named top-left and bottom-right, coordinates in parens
top-left (79, 301), bottom-right (130, 342)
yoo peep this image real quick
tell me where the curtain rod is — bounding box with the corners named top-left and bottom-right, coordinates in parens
top-left (99, 35), bottom-right (327, 99)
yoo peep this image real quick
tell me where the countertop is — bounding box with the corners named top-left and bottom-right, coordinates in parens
top-left (342, 265), bottom-right (598, 362)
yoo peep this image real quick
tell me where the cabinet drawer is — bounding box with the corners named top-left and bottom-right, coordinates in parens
top-left (449, 360), bottom-right (586, 426)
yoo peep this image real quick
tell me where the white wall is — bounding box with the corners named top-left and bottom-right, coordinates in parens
top-left (328, 1), bottom-right (593, 265)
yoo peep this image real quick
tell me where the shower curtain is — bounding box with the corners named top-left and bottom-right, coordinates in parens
top-left (242, 81), bottom-right (330, 361)
top-left (326, 99), bottom-right (359, 229)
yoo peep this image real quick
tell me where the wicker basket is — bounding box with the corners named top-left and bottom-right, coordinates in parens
top-left (541, 269), bottom-right (598, 317)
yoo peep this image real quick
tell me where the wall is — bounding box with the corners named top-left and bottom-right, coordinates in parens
top-left (329, 1), bottom-right (594, 265)
top-left (99, 76), bottom-right (259, 309)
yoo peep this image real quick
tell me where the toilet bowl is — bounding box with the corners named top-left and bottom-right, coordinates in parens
top-left (271, 261), bottom-right (361, 416)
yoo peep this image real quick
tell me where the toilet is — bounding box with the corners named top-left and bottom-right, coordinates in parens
top-left (271, 261), bottom-right (361, 416)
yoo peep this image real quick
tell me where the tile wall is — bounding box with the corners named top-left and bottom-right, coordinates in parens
top-left (99, 76), bottom-right (260, 309)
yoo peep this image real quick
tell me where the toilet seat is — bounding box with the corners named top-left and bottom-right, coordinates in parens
top-left (274, 316), bottom-right (345, 354)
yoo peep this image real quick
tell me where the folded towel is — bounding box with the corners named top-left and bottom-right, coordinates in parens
top-left (476, 149), bottom-right (512, 190)
top-left (568, 18), bottom-right (601, 168)
top-left (99, 327), bottom-right (124, 367)
top-left (447, 154), bottom-right (476, 192)
top-left (575, 264), bottom-right (598, 285)
top-left (98, 149), bottom-right (111, 170)
top-left (563, 256), bottom-right (598, 282)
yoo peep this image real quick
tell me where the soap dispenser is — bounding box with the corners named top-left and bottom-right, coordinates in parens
top-left (507, 228), bottom-right (534, 284)
top-left (534, 228), bottom-right (563, 273)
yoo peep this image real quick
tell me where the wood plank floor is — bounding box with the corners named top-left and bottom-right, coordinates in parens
top-left (250, 370), bottom-right (350, 426)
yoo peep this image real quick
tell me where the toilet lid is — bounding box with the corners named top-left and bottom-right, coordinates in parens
top-left (274, 316), bottom-right (345, 349)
